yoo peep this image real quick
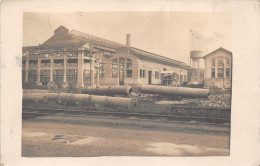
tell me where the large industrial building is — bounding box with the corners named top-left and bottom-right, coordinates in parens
top-left (203, 47), bottom-right (232, 89)
top-left (22, 26), bottom-right (189, 88)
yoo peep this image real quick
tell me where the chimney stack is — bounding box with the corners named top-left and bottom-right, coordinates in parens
top-left (126, 34), bottom-right (131, 47)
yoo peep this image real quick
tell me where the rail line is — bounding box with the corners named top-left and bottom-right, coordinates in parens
top-left (22, 106), bottom-right (230, 126)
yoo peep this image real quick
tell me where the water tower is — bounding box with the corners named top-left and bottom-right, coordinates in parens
top-left (190, 50), bottom-right (203, 84)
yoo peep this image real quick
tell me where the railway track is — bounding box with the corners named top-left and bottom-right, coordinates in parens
top-left (22, 106), bottom-right (230, 125)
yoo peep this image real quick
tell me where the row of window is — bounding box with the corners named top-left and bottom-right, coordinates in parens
top-left (83, 68), bottom-right (105, 79)
top-left (112, 58), bottom-right (132, 78)
top-left (211, 57), bottom-right (231, 67)
top-left (211, 68), bottom-right (231, 78)
top-left (23, 59), bottom-right (92, 66)
top-left (27, 52), bottom-right (79, 58)
top-left (24, 69), bottom-right (78, 84)
top-left (140, 69), bottom-right (160, 79)
top-left (24, 66), bottom-right (106, 84)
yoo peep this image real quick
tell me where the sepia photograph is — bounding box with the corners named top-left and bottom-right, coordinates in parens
top-left (22, 12), bottom-right (232, 157)
top-left (1, 0), bottom-right (260, 166)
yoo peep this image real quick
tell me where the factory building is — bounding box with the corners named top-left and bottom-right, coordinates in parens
top-left (203, 47), bottom-right (232, 89)
top-left (22, 26), bottom-right (189, 88)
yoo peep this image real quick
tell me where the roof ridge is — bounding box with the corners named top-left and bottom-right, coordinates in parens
top-left (130, 46), bottom-right (188, 65)
top-left (70, 29), bottom-right (124, 47)
top-left (70, 29), bottom-right (188, 66)
top-left (203, 47), bottom-right (232, 59)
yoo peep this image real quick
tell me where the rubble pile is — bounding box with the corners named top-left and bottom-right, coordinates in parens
top-left (155, 93), bottom-right (231, 108)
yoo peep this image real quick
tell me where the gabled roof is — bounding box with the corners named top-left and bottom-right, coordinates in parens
top-left (23, 26), bottom-right (189, 68)
top-left (203, 47), bottom-right (232, 59)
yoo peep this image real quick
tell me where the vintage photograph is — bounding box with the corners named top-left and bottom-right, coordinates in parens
top-left (21, 12), bottom-right (232, 157)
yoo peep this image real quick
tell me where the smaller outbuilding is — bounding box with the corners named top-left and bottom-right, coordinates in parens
top-left (203, 47), bottom-right (232, 89)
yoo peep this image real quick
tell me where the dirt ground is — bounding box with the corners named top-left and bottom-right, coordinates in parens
top-left (22, 115), bottom-right (230, 157)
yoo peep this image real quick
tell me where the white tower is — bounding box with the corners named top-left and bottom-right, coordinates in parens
top-left (190, 50), bottom-right (202, 84)
top-left (190, 30), bottom-right (204, 84)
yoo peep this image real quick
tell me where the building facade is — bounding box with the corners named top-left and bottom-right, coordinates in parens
top-left (203, 47), bottom-right (232, 89)
top-left (22, 26), bottom-right (189, 88)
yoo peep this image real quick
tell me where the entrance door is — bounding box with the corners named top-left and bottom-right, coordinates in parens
top-left (119, 58), bottom-right (125, 85)
top-left (148, 70), bottom-right (152, 85)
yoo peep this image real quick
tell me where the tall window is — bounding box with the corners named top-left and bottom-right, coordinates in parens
top-left (226, 68), bottom-right (230, 78)
top-left (126, 58), bottom-right (132, 78)
top-left (140, 69), bottom-right (146, 78)
top-left (217, 57), bottom-right (224, 78)
top-left (28, 70), bottom-right (37, 83)
top-left (217, 68), bottom-right (224, 78)
top-left (226, 58), bottom-right (231, 78)
top-left (53, 70), bottom-right (64, 85)
top-left (112, 58), bottom-right (118, 78)
top-left (211, 68), bottom-right (215, 78)
top-left (67, 69), bottom-right (77, 84)
top-left (155, 71), bottom-right (159, 79)
top-left (40, 70), bottom-right (50, 84)
top-left (100, 64), bottom-right (105, 78)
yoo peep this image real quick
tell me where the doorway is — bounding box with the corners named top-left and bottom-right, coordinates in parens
top-left (148, 70), bottom-right (152, 85)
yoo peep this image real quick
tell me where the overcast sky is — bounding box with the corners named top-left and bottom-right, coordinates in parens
top-left (23, 12), bottom-right (232, 64)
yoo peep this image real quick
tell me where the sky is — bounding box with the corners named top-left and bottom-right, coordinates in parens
top-left (23, 12), bottom-right (232, 64)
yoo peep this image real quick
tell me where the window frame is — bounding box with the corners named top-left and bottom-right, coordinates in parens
top-left (155, 71), bottom-right (160, 79)
top-left (217, 68), bottom-right (224, 78)
top-left (126, 58), bottom-right (132, 78)
top-left (112, 58), bottom-right (118, 78)
top-left (140, 69), bottom-right (146, 78)
top-left (211, 68), bottom-right (216, 78)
